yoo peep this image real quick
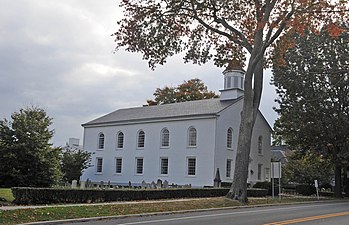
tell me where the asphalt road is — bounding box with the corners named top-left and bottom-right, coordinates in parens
top-left (62, 201), bottom-right (349, 225)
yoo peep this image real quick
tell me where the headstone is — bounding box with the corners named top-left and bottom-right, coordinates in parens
top-left (141, 180), bottom-right (147, 189)
top-left (100, 181), bottom-right (104, 189)
top-left (157, 179), bottom-right (162, 188)
top-left (86, 178), bottom-right (91, 188)
top-left (163, 180), bottom-right (169, 188)
top-left (107, 181), bottom-right (111, 189)
top-left (80, 181), bottom-right (86, 189)
top-left (71, 180), bottom-right (77, 188)
top-left (151, 181), bottom-right (157, 189)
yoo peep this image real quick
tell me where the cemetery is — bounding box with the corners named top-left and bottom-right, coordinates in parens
top-left (10, 178), bottom-right (268, 205)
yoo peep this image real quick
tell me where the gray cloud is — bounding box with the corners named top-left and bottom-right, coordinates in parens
top-left (0, 0), bottom-right (278, 146)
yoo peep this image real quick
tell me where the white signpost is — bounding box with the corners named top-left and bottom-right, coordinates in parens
top-left (271, 162), bottom-right (282, 200)
top-left (314, 180), bottom-right (319, 200)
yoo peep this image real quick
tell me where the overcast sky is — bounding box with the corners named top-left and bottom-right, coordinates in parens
top-left (0, 0), bottom-right (278, 147)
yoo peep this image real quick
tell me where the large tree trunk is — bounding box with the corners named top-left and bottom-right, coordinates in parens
top-left (334, 165), bottom-right (342, 198)
top-left (226, 57), bottom-right (264, 203)
top-left (226, 101), bottom-right (255, 202)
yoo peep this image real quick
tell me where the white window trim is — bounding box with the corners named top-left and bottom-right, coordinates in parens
top-left (115, 157), bottom-right (122, 175)
top-left (95, 157), bottom-right (103, 174)
top-left (135, 157), bottom-right (144, 175)
top-left (137, 130), bottom-right (145, 149)
top-left (258, 136), bottom-right (263, 155)
top-left (116, 131), bottom-right (124, 150)
top-left (186, 157), bottom-right (197, 177)
top-left (97, 133), bottom-right (105, 150)
top-left (257, 164), bottom-right (263, 180)
top-left (226, 159), bottom-right (232, 178)
top-left (160, 157), bottom-right (169, 176)
top-left (227, 128), bottom-right (233, 150)
top-left (160, 128), bottom-right (170, 149)
top-left (187, 127), bottom-right (197, 148)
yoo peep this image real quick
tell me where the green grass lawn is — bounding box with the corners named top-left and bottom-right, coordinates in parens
top-left (0, 196), bottom-right (326, 225)
top-left (0, 189), bottom-right (14, 202)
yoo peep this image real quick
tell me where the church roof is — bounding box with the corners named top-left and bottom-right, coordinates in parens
top-left (83, 98), bottom-right (241, 127)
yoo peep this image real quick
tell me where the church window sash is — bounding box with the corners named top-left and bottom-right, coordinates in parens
top-left (116, 132), bottom-right (124, 149)
top-left (136, 158), bottom-right (144, 174)
top-left (258, 136), bottom-right (263, 155)
top-left (188, 127), bottom-right (197, 147)
top-left (187, 158), bottom-right (196, 176)
top-left (137, 130), bottom-right (145, 148)
top-left (227, 128), bottom-right (233, 149)
top-left (161, 128), bottom-right (170, 147)
top-left (98, 133), bottom-right (105, 149)
top-left (96, 157), bottom-right (103, 173)
top-left (160, 158), bottom-right (168, 175)
top-left (115, 158), bottom-right (122, 174)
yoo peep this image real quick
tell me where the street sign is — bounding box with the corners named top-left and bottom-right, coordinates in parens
top-left (271, 162), bottom-right (282, 178)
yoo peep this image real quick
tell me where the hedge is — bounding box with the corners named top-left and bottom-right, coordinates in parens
top-left (295, 184), bottom-right (316, 196)
top-left (12, 187), bottom-right (267, 205)
top-left (253, 182), bottom-right (280, 196)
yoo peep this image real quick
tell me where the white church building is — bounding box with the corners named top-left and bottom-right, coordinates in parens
top-left (81, 64), bottom-right (272, 187)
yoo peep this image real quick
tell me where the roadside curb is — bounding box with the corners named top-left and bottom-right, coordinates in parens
top-left (19, 199), bottom-right (346, 225)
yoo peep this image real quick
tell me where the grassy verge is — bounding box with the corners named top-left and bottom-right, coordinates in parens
top-left (0, 197), bottom-right (325, 225)
top-left (0, 189), bottom-right (14, 203)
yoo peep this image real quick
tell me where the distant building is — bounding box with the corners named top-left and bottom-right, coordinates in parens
top-left (81, 64), bottom-right (272, 187)
top-left (63, 138), bottom-right (83, 152)
top-left (271, 145), bottom-right (292, 164)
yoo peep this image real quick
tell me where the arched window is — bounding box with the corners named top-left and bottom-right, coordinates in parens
top-left (137, 130), bottom-right (145, 148)
top-left (116, 132), bottom-right (124, 149)
top-left (227, 128), bottom-right (233, 149)
top-left (161, 128), bottom-right (170, 147)
top-left (188, 127), bottom-right (197, 147)
top-left (98, 133), bottom-right (105, 149)
top-left (258, 136), bottom-right (263, 155)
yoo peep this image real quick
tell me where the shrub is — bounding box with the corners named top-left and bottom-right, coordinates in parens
top-left (247, 188), bottom-right (268, 197)
top-left (320, 183), bottom-right (332, 190)
top-left (253, 182), bottom-right (279, 196)
top-left (295, 184), bottom-right (316, 196)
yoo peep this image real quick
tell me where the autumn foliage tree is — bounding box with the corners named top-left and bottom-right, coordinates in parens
top-left (114, 0), bottom-right (348, 202)
top-left (147, 78), bottom-right (218, 105)
top-left (273, 28), bottom-right (349, 197)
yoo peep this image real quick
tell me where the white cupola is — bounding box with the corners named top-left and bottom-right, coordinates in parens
top-left (219, 60), bottom-right (245, 101)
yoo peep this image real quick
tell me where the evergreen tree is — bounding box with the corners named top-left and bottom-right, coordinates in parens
top-left (61, 146), bottom-right (91, 183)
top-left (0, 106), bottom-right (61, 187)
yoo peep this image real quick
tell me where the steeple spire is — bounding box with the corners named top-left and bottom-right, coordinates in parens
top-left (219, 60), bottom-right (245, 101)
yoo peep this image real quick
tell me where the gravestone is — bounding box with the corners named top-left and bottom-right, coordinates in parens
top-left (141, 180), bottom-right (147, 189)
top-left (71, 180), bottom-right (77, 188)
top-left (107, 181), bottom-right (111, 189)
top-left (80, 180), bottom-right (86, 189)
top-left (157, 179), bottom-right (162, 188)
top-left (163, 180), bottom-right (169, 188)
top-left (151, 181), bottom-right (157, 189)
top-left (100, 181), bottom-right (104, 189)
